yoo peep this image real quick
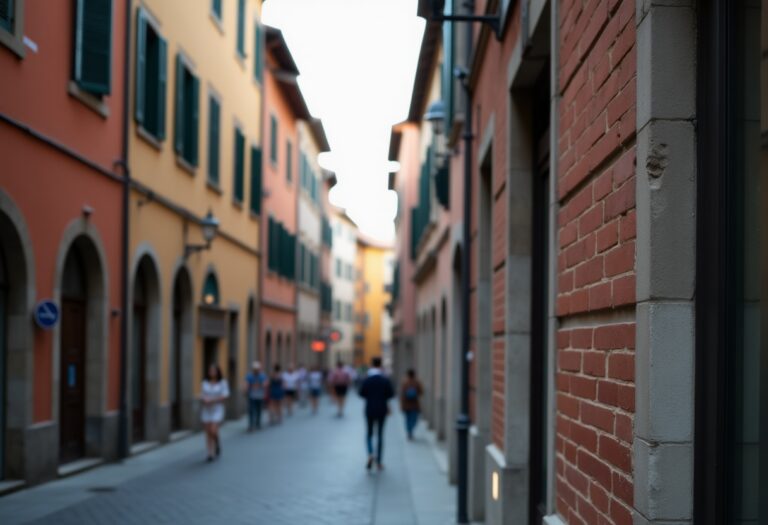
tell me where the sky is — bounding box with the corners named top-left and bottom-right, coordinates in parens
top-left (262, 0), bottom-right (425, 243)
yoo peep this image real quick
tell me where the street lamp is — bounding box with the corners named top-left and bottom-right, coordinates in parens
top-left (424, 100), bottom-right (446, 136)
top-left (184, 210), bottom-right (219, 259)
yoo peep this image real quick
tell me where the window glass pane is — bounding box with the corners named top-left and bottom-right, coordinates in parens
top-left (236, 0), bottom-right (245, 55)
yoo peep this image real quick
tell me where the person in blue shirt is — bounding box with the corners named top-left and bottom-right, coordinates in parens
top-left (243, 361), bottom-right (268, 431)
top-left (359, 357), bottom-right (394, 471)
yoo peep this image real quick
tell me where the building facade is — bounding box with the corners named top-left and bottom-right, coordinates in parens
top-left (0, 0), bottom-right (128, 483)
top-left (260, 26), bottom-right (309, 372)
top-left (394, 0), bottom-right (768, 524)
top-left (127, 0), bottom-right (263, 443)
top-left (296, 119), bottom-right (330, 368)
top-left (355, 238), bottom-right (394, 368)
top-left (329, 209), bottom-right (357, 366)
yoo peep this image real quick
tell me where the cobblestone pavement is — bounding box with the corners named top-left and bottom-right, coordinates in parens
top-left (0, 395), bottom-right (455, 525)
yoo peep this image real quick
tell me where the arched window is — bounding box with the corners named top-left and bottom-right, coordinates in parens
top-left (202, 273), bottom-right (219, 306)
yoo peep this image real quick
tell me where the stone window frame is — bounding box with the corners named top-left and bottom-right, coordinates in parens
top-left (0, 0), bottom-right (25, 59)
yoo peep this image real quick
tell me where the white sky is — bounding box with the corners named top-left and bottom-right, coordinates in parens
top-left (262, 0), bottom-right (425, 243)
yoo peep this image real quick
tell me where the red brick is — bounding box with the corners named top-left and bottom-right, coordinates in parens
top-left (604, 179), bottom-right (635, 220)
top-left (617, 384), bottom-right (635, 411)
top-left (619, 209), bottom-right (636, 241)
top-left (590, 481), bottom-right (610, 514)
top-left (612, 274), bottom-right (636, 306)
top-left (559, 393), bottom-right (581, 419)
top-left (596, 219), bottom-right (619, 253)
top-left (610, 498), bottom-right (633, 525)
top-left (594, 323), bottom-right (635, 350)
top-left (570, 288), bottom-right (590, 313)
top-left (572, 328), bottom-right (594, 348)
top-left (557, 330), bottom-right (571, 349)
top-left (571, 375), bottom-right (598, 399)
top-left (600, 435), bottom-right (631, 472)
top-left (577, 449), bottom-right (612, 490)
top-left (577, 494), bottom-right (599, 525)
top-left (613, 471), bottom-right (634, 507)
top-left (575, 256), bottom-right (604, 287)
top-left (608, 352), bottom-right (634, 381)
top-left (584, 352), bottom-right (606, 377)
top-left (581, 401), bottom-right (615, 433)
top-left (570, 420), bottom-right (598, 452)
top-left (597, 379), bottom-right (618, 406)
top-left (579, 205), bottom-right (604, 237)
top-left (588, 281), bottom-right (612, 311)
top-left (561, 221), bottom-right (579, 247)
top-left (566, 464), bottom-right (590, 493)
top-left (604, 240), bottom-right (635, 277)
top-left (560, 350), bottom-right (582, 372)
top-left (615, 413), bottom-right (633, 443)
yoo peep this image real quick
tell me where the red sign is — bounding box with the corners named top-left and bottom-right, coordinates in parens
top-left (329, 329), bottom-right (342, 342)
top-left (311, 340), bottom-right (327, 352)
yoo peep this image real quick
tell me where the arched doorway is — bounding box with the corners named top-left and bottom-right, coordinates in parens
top-left (131, 255), bottom-right (161, 443)
top-left (59, 246), bottom-right (88, 463)
top-left (0, 198), bottom-right (33, 481)
top-left (58, 233), bottom-right (108, 465)
top-left (201, 272), bottom-right (221, 374)
top-left (170, 267), bottom-right (193, 431)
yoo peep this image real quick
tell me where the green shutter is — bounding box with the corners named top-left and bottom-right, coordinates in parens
top-left (156, 36), bottom-right (167, 140)
top-left (174, 54), bottom-right (185, 154)
top-left (212, 0), bottom-right (222, 19)
top-left (189, 75), bottom-right (199, 165)
top-left (236, 0), bottom-right (245, 56)
top-left (267, 218), bottom-right (275, 271)
top-left (234, 129), bottom-right (245, 202)
top-left (74, 0), bottom-right (113, 95)
top-left (134, 9), bottom-right (147, 124)
top-left (249, 146), bottom-right (262, 215)
top-left (254, 23), bottom-right (263, 82)
top-left (207, 97), bottom-right (220, 184)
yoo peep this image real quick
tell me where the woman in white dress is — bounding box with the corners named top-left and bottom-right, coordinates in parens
top-left (201, 364), bottom-right (229, 462)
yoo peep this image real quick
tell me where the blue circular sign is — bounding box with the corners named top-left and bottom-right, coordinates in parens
top-left (34, 300), bottom-right (60, 330)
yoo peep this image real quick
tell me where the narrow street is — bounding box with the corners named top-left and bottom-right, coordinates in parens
top-left (0, 396), bottom-right (454, 525)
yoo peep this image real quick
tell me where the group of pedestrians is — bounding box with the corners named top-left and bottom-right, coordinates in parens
top-left (200, 355), bottom-right (427, 469)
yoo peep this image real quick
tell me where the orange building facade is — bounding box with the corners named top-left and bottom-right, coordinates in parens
top-left (259, 27), bottom-right (309, 371)
top-left (0, 0), bottom-right (128, 483)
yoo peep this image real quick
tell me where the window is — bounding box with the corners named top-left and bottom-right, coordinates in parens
top-left (286, 140), bottom-right (293, 183)
top-left (249, 146), bottom-right (262, 215)
top-left (0, 0), bottom-right (24, 57)
top-left (344, 304), bottom-right (352, 322)
top-left (333, 300), bottom-right (341, 321)
top-left (270, 115), bottom-right (278, 164)
top-left (233, 127), bottom-right (245, 203)
top-left (267, 218), bottom-right (295, 280)
top-left (236, 0), bottom-right (245, 57)
top-left (253, 23), bottom-right (263, 82)
top-left (73, 0), bottom-right (113, 95)
top-left (207, 96), bottom-right (220, 184)
top-left (135, 8), bottom-right (167, 141)
top-left (174, 55), bottom-right (199, 166)
top-left (211, 0), bottom-right (221, 21)
top-left (335, 258), bottom-right (341, 278)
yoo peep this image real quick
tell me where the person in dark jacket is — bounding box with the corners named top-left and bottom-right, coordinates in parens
top-left (359, 357), bottom-right (394, 471)
top-left (399, 369), bottom-right (423, 440)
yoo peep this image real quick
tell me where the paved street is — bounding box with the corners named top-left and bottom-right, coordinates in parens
top-left (0, 395), bottom-right (455, 525)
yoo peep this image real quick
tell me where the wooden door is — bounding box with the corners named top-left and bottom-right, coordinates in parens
top-left (60, 299), bottom-right (86, 463)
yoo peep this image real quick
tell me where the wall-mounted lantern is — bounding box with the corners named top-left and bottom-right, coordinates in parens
top-left (184, 210), bottom-right (219, 260)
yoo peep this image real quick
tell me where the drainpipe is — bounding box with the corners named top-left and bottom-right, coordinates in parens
top-left (117, 0), bottom-right (132, 461)
top-left (455, 2), bottom-right (474, 521)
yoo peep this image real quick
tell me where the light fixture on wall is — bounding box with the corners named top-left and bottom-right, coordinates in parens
top-left (184, 210), bottom-right (220, 260)
top-left (492, 471), bottom-right (500, 501)
top-left (424, 99), bottom-right (446, 136)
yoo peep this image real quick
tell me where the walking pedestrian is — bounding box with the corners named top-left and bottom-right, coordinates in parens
top-left (359, 357), bottom-right (394, 471)
top-left (400, 369), bottom-right (423, 440)
top-left (243, 361), bottom-right (267, 431)
top-left (282, 363), bottom-right (301, 416)
top-left (200, 364), bottom-right (229, 462)
top-left (269, 364), bottom-right (285, 424)
top-left (308, 365), bottom-right (324, 414)
top-left (328, 361), bottom-right (352, 417)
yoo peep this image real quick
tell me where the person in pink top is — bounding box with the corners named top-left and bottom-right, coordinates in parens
top-left (328, 361), bottom-right (351, 417)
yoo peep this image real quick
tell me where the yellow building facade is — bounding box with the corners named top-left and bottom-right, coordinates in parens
top-left (356, 240), bottom-right (393, 367)
top-left (127, 0), bottom-right (263, 444)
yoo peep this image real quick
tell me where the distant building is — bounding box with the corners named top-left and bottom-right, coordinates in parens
top-left (328, 210), bottom-right (357, 366)
top-left (355, 238), bottom-right (394, 368)
top-left (296, 119), bottom-right (330, 368)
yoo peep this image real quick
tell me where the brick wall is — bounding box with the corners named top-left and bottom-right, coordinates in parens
top-left (556, 0), bottom-right (637, 523)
